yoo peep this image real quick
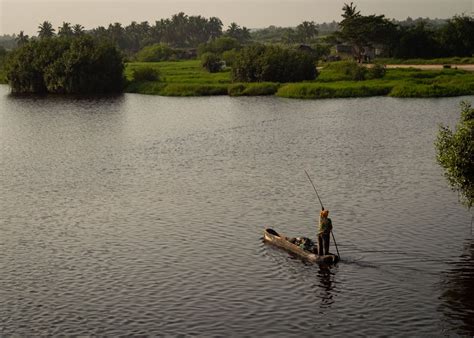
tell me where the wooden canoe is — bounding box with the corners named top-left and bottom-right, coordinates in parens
top-left (263, 228), bottom-right (339, 264)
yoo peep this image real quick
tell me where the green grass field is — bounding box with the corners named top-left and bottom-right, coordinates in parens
top-left (124, 60), bottom-right (474, 98)
top-left (125, 60), bottom-right (231, 84)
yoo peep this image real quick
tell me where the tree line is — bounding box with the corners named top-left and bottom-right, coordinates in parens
top-left (2, 6), bottom-right (472, 61)
top-left (12, 13), bottom-right (250, 55)
top-left (334, 2), bottom-right (474, 60)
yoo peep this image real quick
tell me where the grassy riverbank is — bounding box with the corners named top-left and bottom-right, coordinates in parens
top-left (377, 57), bottom-right (474, 65)
top-left (125, 60), bottom-right (474, 98)
top-left (2, 59), bottom-right (473, 98)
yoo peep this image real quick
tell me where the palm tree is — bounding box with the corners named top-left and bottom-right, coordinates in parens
top-left (207, 17), bottom-right (223, 40)
top-left (226, 22), bottom-right (240, 37)
top-left (58, 22), bottom-right (73, 37)
top-left (73, 24), bottom-right (85, 35)
top-left (226, 23), bottom-right (250, 43)
top-left (296, 21), bottom-right (318, 43)
top-left (15, 31), bottom-right (29, 46)
top-left (108, 23), bottom-right (127, 48)
top-left (240, 26), bottom-right (251, 42)
top-left (91, 26), bottom-right (108, 39)
top-left (38, 21), bottom-right (55, 38)
top-left (342, 2), bottom-right (360, 20)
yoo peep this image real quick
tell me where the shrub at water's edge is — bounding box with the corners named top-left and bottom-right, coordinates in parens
top-left (160, 83), bottom-right (228, 96)
top-left (127, 82), bottom-right (228, 96)
top-left (390, 79), bottom-right (474, 98)
top-left (435, 102), bottom-right (474, 208)
top-left (228, 83), bottom-right (279, 96)
top-left (6, 36), bottom-right (125, 94)
top-left (277, 82), bottom-right (392, 99)
top-left (131, 67), bottom-right (160, 82)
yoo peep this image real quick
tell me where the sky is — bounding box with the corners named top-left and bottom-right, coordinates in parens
top-left (0, 0), bottom-right (473, 35)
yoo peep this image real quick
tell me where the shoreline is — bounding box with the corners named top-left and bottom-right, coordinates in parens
top-left (123, 61), bottom-right (474, 99)
top-left (2, 63), bottom-right (474, 99)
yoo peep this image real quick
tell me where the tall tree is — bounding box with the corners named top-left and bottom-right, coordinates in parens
top-left (341, 2), bottom-right (360, 20)
top-left (170, 12), bottom-right (189, 46)
top-left (58, 22), bottom-right (73, 37)
top-left (438, 15), bottom-right (474, 57)
top-left (393, 22), bottom-right (439, 58)
top-left (296, 21), bottom-right (318, 43)
top-left (73, 24), bottom-right (85, 35)
top-left (15, 31), bottom-right (29, 46)
top-left (207, 17), bottom-right (223, 40)
top-left (226, 23), bottom-right (251, 43)
top-left (125, 21), bottom-right (142, 52)
top-left (337, 3), bottom-right (397, 61)
top-left (108, 22), bottom-right (127, 49)
top-left (38, 21), bottom-right (55, 39)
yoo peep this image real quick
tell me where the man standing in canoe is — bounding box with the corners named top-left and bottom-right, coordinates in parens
top-left (317, 209), bottom-right (332, 256)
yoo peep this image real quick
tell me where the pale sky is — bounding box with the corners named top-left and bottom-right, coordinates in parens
top-left (0, 0), bottom-right (472, 35)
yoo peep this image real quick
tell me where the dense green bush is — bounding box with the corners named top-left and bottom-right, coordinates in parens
top-left (6, 36), bottom-right (124, 94)
top-left (231, 45), bottom-right (317, 82)
top-left (135, 43), bottom-right (174, 62)
top-left (339, 61), bottom-right (367, 81)
top-left (435, 102), bottom-right (474, 208)
top-left (322, 61), bottom-right (373, 81)
top-left (368, 63), bottom-right (386, 79)
top-left (132, 66), bottom-right (160, 81)
top-left (201, 52), bottom-right (222, 73)
top-left (197, 36), bottom-right (241, 56)
top-left (222, 49), bottom-right (238, 67)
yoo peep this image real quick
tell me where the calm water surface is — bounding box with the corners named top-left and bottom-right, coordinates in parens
top-left (0, 85), bottom-right (473, 336)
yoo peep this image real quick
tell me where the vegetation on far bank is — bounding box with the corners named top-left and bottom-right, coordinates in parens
top-left (1, 2), bottom-right (474, 99)
top-left (122, 59), bottom-right (474, 98)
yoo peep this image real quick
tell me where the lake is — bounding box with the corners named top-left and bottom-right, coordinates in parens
top-left (0, 85), bottom-right (473, 336)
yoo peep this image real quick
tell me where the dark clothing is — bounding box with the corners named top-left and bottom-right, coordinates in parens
top-left (319, 217), bottom-right (332, 233)
top-left (317, 232), bottom-right (331, 256)
top-left (318, 216), bottom-right (332, 255)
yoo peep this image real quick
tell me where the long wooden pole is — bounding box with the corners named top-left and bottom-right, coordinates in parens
top-left (330, 231), bottom-right (341, 259)
top-left (304, 170), bottom-right (324, 210)
top-left (304, 170), bottom-right (341, 259)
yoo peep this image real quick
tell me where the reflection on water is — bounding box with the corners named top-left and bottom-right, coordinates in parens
top-left (440, 239), bottom-right (474, 335)
top-left (316, 266), bottom-right (336, 308)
